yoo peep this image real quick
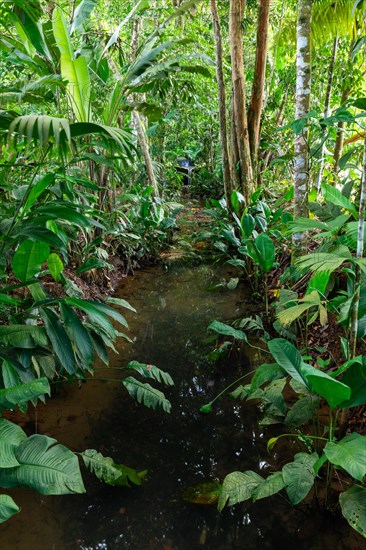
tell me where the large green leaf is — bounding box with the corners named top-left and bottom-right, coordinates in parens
top-left (122, 376), bottom-right (171, 413)
top-left (47, 253), bottom-right (64, 282)
top-left (339, 362), bottom-right (366, 408)
top-left (252, 472), bottom-right (285, 502)
top-left (300, 362), bottom-right (350, 409)
top-left (0, 325), bottom-right (47, 348)
top-left (81, 449), bottom-right (143, 487)
top-left (12, 240), bottom-right (50, 282)
top-left (267, 339), bottom-right (306, 385)
top-left (207, 320), bottom-right (247, 341)
top-left (340, 486), bottom-right (366, 538)
top-left (247, 233), bottom-right (275, 273)
top-left (8, 115), bottom-right (71, 147)
top-left (324, 434), bottom-right (366, 481)
top-left (0, 378), bottom-right (50, 410)
top-left (321, 183), bottom-right (358, 218)
top-left (40, 308), bottom-right (76, 374)
top-left (125, 361), bottom-right (174, 386)
top-left (282, 453), bottom-right (318, 505)
top-left (0, 434), bottom-right (85, 495)
top-left (60, 303), bottom-right (94, 368)
top-left (70, 0), bottom-right (97, 34)
top-left (218, 471), bottom-right (264, 512)
top-left (53, 8), bottom-right (90, 122)
top-left (64, 298), bottom-right (116, 339)
top-left (285, 395), bottom-right (319, 428)
top-left (0, 495), bottom-right (20, 523)
top-left (0, 419), bottom-right (27, 468)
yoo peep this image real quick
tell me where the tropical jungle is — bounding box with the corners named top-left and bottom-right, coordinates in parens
top-left (0, 0), bottom-right (366, 548)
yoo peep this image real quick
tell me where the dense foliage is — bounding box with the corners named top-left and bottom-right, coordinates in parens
top-left (0, 0), bottom-right (366, 542)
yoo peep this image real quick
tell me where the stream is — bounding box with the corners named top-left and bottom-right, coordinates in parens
top-left (0, 257), bottom-right (364, 549)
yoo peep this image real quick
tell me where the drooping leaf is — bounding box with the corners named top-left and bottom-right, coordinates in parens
top-left (70, 0), bottom-right (97, 34)
top-left (339, 485), bottom-right (366, 538)
top-left (0, 495), bottom-right (20, 523)
top-left (249, 363), bottom-right (285, 392)
top-left (300, 362), bottom-right (351, 409)
top-left (0, 419), bottom-right (27, 468)
top-left (0, 434), bottom-right (85, 495)
top-left (321, 183), bottom-right (358, 218)
top-left (0, 378), bottom-right (50, 410)
top-left (59, 303), bottom-right (94, 368)
top-left (285, 395), bottom-right (319, 428)
top-left (207, 321), bottom-right (247, 341)
top-left (105, 297), bottom-right (137, 313)
top-left (12, 240), bottom-right (50, 282)
top-left (125, 361), bottom-right (174, 386)
top-left (123, 376), bottom-right (171, 413)
top-left (0, 325), bottom-right (47, 348)
top-left (81, 449), bottom-right (143, 487)
top-left (218, 471), bottom-right (264, 512)
top-left (40, 308), bottom-right (76, 374)
top-left (324, 434), bottom-right (366, 482)
top-left (282, 452), bottom-right (318, 505)
top-left (339, 362), bottom-right (366, 408)
top-left (267, 339), bottom-right (306, 386)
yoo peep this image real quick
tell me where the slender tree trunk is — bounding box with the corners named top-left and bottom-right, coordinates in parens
top-left (248, 0), bottom-right (271, 172)
top-left (334, 42), bottom-right (353, 169)
top-left (293, 0), bottom-right (312, 256)
top-left (229, 0), bottom-right (253, 205)
top-left (316, 35), bottom-right (338, 190)
top-left (230, 92), bottom-right (241, 190)
top-left (210, 0), bottom-right (232, 209)
top-left (130, 18), bottom-right (159, 196)
top-left (333, 87), bottom-right (350, 169)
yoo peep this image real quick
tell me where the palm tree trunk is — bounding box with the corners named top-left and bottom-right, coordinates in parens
top-left (210, 0), bottom-right (232, 209)
top-left (229, 0), bottom-right (253, 205)
top-left (334, 42), bottom-right (353, 169)
top-left (248, 0), bottom-right (271, 174)
top-left (293, 0), bottom-right (312, 256)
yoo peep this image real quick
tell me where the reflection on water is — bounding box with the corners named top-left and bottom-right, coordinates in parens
top-left (0, 264), bottom-right (364, 550)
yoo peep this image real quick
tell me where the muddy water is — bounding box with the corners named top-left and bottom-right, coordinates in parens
top-left (0, 262), bottom-right (364, 550)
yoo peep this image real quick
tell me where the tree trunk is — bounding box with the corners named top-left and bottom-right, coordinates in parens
top-left (293, 0), bottom-right (312, 255)
top-left (333, 87), bottom-right (350, 169)
top-left (229, 0), bottom-right (253, 205)
top-left (210, 0), bottom-right (232, 209)
top-left (230, 92), bottom-right (241, 190)
top-left (315, 35), bottom-right (338, 191)
top-left (248, 0), bottom-right (271, 172)
top-left (130, 18), bottom-right (159, 196)
top-left (334, 41), bottom-right (353, 169)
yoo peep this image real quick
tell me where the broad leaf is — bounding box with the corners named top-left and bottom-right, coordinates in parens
top-left (218, 471), bottom-right (263, 511)
top-left (47, 253), bottom-right (64, 282)
top-left (182, 480), bottom-right (221, 505)
top-left (252, 472), bottom-right (285, 502)
top-left (340, 485), bottom-right (366, 538)
top-left (0, 434), bottom-right (85, 494)
top-left (300, 363), bottom-right (351, 409)
top-left (282, 453), bottom-right (318, 505)
top-left (0, 419), bottom-right (26, 468)
top-left (123, 376), bottom-right (171, 413)
top-left (339, 362), bottom-right (366, 408)
top-left (285, 395), bottom-right (319, 428)
top-left (321, 183), bottom-right (358, 218)
top-left (0, 495), bottom-right (20, 523)
top-left (207, 321), bottom-right (247, 341)
top-left (324, 434), bottom-right (366, 481)
top-left (247, 233), bottom-right (275, 273)
top-left (267, 339), bottom-right (306, 385)
top-left (0, 325), bottom-right (47, 348)
top-left (12, 240), bottom-right (50, 282)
